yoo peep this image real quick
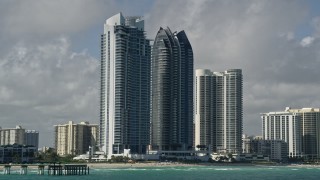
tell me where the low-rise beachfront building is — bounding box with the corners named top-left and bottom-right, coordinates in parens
top-left (242, 134), bottom-right (288, 162)
top-left (238, 154), bottom-right (269, 161)
top-left (0, 144), bottom-right (37, 163)
top-left (73, 150), bottom-right (107, 162)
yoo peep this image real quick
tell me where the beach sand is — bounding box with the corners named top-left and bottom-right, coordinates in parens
top-left (87, 162), bottom-right (200, 169)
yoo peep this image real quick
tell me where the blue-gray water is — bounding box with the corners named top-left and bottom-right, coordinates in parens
top-left (1, 165), bottom-right (320, 180)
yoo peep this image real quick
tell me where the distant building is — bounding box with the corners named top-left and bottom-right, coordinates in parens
top-left (0, 125), bottom-right (25, 145)
top-left (0, 126), bottom-right (39, 149)
top-left (239, 154), bottom-right (269, 162)
top-left (195, 69), bottom-right (243, 153)
top-left (268, 140), bottom-right (288, 161)
top-left (262, 109), bottom-right (303, 158)
top-left (242, 134), bottom-right (253, 153)
top-left (54, 121), bottom-right (98, 156)
top-left (39, 146), bottom-right (52, 153)
top-left (242, 135), bottom-right (288, 161)
top-left (0, 144), bottom-right (37, 163)
top-left (24, 130), bottom-right (39, 149)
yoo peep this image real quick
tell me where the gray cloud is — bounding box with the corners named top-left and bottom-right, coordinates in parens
top-left (0, 37), bottom-right (99, 146)
top-left (0, 0), bottom-right (320, 146)
top-left (0, 0), bottom-right (113, 36)
top-left (146, 0), bottom-right (320, 135)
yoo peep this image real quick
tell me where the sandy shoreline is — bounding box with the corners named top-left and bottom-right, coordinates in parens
top-left (88, 162), bottom-right (203, 169)
top-left (1, 162), bottom-right (320, 170)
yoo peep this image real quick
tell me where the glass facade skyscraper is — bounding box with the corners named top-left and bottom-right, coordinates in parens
top-left (100, 13), bottom-right (151, 155)
top-left (151, 27), bottom-right (193, 151)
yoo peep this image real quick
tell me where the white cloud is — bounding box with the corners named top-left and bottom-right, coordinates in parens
top-left (300, 36), bottom-right (315, 47)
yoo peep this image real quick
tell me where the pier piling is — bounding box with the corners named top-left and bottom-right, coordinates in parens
top-left (20, 165), bottom-right (28, 175)
top-left (38, 165), bottom-right (45, 175)
top-left (3, 165), bottom-right (11, 175)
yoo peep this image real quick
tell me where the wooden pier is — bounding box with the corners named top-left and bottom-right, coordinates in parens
top-left (48, 163), bottom-right (89, 176)
top-left (2, 163), bottom-right (89, 176)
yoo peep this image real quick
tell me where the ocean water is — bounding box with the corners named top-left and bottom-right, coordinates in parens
top-left (0, 165), bottom-right (319, 180)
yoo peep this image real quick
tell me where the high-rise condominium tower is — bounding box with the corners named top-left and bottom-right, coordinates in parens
top-left (195, 69), bottom-right (216, 151)
top-left (261, 109), bottom-right (303, 158)
top-left (215, 69), bottom-right (243, 153)
top-left (151, 27), bottom-right (193, 151)
top-left (279, 107), bottom-right (320, 159)
top-left (289, 108), bottom-right (320, 159)
top-left (195, 69), bottom-right (243, 153)
top-left (100, 13), bottom-right (151, 155)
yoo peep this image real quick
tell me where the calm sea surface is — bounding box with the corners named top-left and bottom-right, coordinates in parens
top-left (0, 165), bottom-right (319, 180)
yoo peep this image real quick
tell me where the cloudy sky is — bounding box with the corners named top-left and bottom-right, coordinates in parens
top-left (1, 0), bottom-right (320, 147)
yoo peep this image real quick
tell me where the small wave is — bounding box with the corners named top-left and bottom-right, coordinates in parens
top-left (151, 169), bottom-right (164, 171)
top-left (203, 168), bottom-right (215, 170)
top-left (291, 169), bottom-right (298, 171)
top-left (215, 168), bottom-right (229, 171)
top-left (127, 168), bottom-right (147, 171)
top-left (182, 168), bottom-right (199, 171)
top-left (103, 169), bottom-right (124, 171)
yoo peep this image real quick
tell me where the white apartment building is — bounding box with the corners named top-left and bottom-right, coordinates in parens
top-left (262, 108), bottom-right (303, 158)
top-left (195, 69), bottom-right (215, 151)
top-left (0, 125), bottom-right (25, 145)
top-left (54, 121), bottom-right (98, 156)
top-left (195, 69), bottom-right (243, 153)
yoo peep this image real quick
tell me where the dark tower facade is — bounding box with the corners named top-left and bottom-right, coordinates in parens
top-left (151, 27), bottom-right (193, 151)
